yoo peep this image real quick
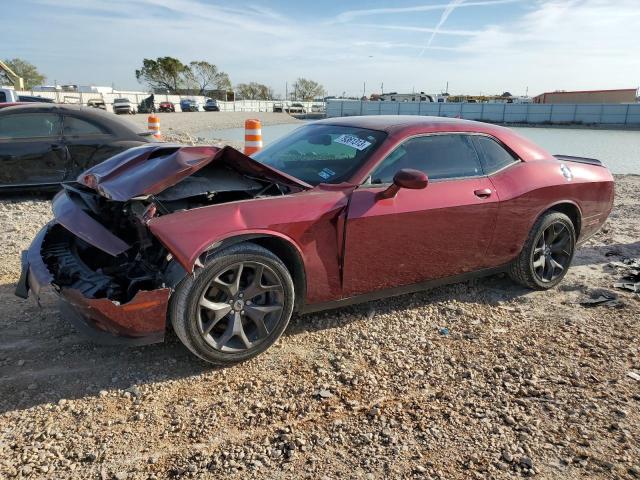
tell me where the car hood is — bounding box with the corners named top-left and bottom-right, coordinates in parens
top-left (77, 144), bottom-right (311, 201)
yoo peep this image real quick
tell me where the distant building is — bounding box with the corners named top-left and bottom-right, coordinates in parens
top-left (533, 88), bottom-right (637, 104)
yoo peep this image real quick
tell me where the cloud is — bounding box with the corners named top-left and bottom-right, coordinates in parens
top-left (335, 0), bottom-right (523, 23)
top-left (418, 0), bottom-right (466, 56)
top-left (353, 23), bottom-right (480, 36)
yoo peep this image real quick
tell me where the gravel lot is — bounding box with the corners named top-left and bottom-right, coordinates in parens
top-left (0, 121), bottom-right (638, 479)
top-left (127, 111), bottom-right (302, 149)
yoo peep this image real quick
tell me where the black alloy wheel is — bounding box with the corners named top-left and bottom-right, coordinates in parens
top-left (170, 243), bottom-right (295, 365)
top-left (197, 261), bottom-right (284, 352)
top-left (531, 221), bottom-right (573, 283)
top-left (509, 211), bottom-right (576, 290)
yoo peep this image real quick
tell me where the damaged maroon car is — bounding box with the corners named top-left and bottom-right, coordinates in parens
top-left (16, 116), bottom-right (615, 365)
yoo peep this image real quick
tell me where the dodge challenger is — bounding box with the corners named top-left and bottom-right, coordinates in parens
top-left (16, 116), bottom-right (615, 365)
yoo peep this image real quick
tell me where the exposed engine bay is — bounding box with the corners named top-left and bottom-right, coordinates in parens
top-left (43, 155), bottom-right (294, 305)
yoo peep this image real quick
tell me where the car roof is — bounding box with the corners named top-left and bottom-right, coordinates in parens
top-left (313, 115), bottom-right (552, 161)
top-left (0, 103), bottom-right (149, 138)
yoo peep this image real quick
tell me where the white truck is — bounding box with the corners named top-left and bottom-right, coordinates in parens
top-left (0, 87), bottom-right (55, 104)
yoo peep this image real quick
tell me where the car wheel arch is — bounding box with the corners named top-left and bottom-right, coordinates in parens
top-left (197, 233), bottom-right (307, 312)
top-left (517, 200), bottom-right (582, 255)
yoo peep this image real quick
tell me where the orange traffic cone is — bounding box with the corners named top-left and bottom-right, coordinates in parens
top-left (244, 119), bottom-right (263, 155)
top-left (148, 114), bottom-right (162, 140)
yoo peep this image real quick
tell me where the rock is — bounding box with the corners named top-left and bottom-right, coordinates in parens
top-left (502, 451), bottom-right (513, 463)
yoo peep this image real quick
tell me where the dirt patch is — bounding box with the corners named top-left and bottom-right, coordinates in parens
top-left (0, 175), bottom-right (638, 479)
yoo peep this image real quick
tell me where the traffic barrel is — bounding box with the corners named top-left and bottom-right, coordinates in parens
top-left (244, 119), bottom-right (263, 155)
top-left (148, 114), bottom-right (162, 140)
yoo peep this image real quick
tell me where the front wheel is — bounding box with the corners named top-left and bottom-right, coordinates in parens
top-left (169, 243), bottom-right (295, 365)
top-left (508, 211), bottom-right (576, 290)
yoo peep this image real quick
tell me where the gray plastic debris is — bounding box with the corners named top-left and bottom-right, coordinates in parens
top-left (627, 371), bottom-right (640, 382)
top-left (610, 257), bottom-right (640, 293)
top-left (579, 291), bottom-right (623, 308)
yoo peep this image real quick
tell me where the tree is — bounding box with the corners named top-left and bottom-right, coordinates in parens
top-left (1, 58), bottom-right (45, 89)
top-left (185, 61), bottom-right (232, 95)
top-left (291, 78), bottom-right (324, 101)
top-left (501, 91), bottom-right (513, 98)
top-left (135, 57), bottom-right (189, 93)
top-left (236, 82), bottom-right (273, 100)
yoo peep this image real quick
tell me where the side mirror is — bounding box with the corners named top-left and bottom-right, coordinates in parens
top-left (377, 168), bottom-right (428, 199)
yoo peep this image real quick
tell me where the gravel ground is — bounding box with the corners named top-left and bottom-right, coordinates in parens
top-left (0, 161), bottom-right (638, 477)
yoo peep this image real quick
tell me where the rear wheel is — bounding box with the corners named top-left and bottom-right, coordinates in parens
top-left (169, 243), bottom-right (294, 365)
top-left (508, 211), bottom-right (576, 290)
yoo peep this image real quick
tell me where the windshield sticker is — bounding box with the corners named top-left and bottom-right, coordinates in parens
top-left (318, 168), bottom-right (336, 180)
top-left (334, 134), bottom-right (372, 151)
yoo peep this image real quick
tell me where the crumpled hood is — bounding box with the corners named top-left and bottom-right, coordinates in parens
top-left (77, 144), bottom-right (311, 201)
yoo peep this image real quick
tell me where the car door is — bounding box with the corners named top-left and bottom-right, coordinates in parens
top-left (343, 133), bottom-right (499, 297)
top-left (62, 114), bottom-right (121, 178)
top-left (0, 112), bottom-right (67, 187)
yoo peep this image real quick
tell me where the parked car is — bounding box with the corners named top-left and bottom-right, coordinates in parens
top-left (0, 88), bottom-right (54, 104)
top-left (180, 99), bottom-right (201, 112)
top-left (0, 103), bottom-right (154, 191)
top-left (17, 116), bottom-right (614, 365)
top-left (113, 98), bottom-right (136, 114)
top-left (86, 99), bottom-right (107, 110)
top-left (159, 101), bottom-right (175, 113)
top-left (285, 103), bottom-right (306, 114)
top-left (203, 98), bottom-right (220, 112)
top-left (137, 94), bottom-right (156, 114)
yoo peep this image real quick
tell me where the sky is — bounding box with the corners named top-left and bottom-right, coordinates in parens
top-left (3, 0), bottom-right (640, 97)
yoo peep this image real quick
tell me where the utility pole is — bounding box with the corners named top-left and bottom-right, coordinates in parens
top-left (285, 82), bottom-right (288, 101)
top-left (446, 81), bottom-right (449, 94)
top-left (381, 82), bottom-right (384, 95)
top-left (363, 81), bottom-right (366, 99)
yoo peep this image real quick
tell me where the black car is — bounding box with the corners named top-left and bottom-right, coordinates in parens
top-left (0, 104), bottom-right (155, 191)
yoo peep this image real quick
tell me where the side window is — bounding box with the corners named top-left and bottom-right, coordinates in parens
top-left (0, 91), bottom-right (6, 102)
top-left (0, 113), bottom-right (61, 139)
top-left (63, 116), bottom-right (108, 136)
top-left (472, 136), bottom-right (518, 174)
top-left (370, 134), bottom-right (482, 183)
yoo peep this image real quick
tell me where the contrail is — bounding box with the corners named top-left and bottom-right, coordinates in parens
top-left (419, 0), bottom-right (466, 56)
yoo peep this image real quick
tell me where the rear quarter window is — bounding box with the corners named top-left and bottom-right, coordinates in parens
top-left (472, 136), bottom-right (519, 174)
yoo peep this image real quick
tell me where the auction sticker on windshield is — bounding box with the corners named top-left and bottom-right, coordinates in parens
top-left (334, 134), bottom-right (372, 151)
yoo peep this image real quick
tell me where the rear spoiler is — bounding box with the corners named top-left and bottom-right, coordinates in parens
top-left (554, 155), bottom-right (603, 167)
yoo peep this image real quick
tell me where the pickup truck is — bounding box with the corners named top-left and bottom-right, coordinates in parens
top-left (113, 98), bottom-right (136, 114)
top-left (0, 87), bottom-right (54, 104)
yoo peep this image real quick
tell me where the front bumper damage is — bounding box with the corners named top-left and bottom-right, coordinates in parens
top-left (15, 220), bottom-right (170, 345)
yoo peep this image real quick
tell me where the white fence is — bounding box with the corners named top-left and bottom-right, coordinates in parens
top-left (16, 90), bottom-right (319, 114)
top-left (327, 100), bottom-right (640, 126)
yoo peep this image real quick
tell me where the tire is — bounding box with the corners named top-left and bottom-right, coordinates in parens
top-left (508, 211), bottom-right (576, 290)
top-left (169, 242), bottom-right (295, 365)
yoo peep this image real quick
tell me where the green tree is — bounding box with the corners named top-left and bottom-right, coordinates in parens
top-left (291, 78), bottom-right (324, 101)
top-left (236, 82), bottom-right (273, 100)
top-left (1, 58), bottom-right (46, 89)
top-left (185, 61), bottom-right (232, 95)
top-left (185, 61), bottom-right (231, 95)
top-left (135, 57), bottom-right (189, 93)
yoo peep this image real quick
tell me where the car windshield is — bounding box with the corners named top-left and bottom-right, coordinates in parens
top-left (114, 99), bottom-right (129, 103)
top-left (253, 124), bottom-right (386, 186)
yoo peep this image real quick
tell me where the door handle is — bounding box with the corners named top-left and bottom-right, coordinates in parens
top-left (474, 188), bottom-right (492, 198)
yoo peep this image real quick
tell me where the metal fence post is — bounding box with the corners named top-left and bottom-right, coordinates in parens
top-left (624, 103), bottom-right (630, 125)
top-left (438, 102), bottom-right (442, 117)
top-left (397, 102), bottom-right (401, 115)
top-left (550, 104), bottom-right (554, 123)
top-left (480, 103), bottom-right (485, 121)
top-left (502, 104), bottom-right (506, 123)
